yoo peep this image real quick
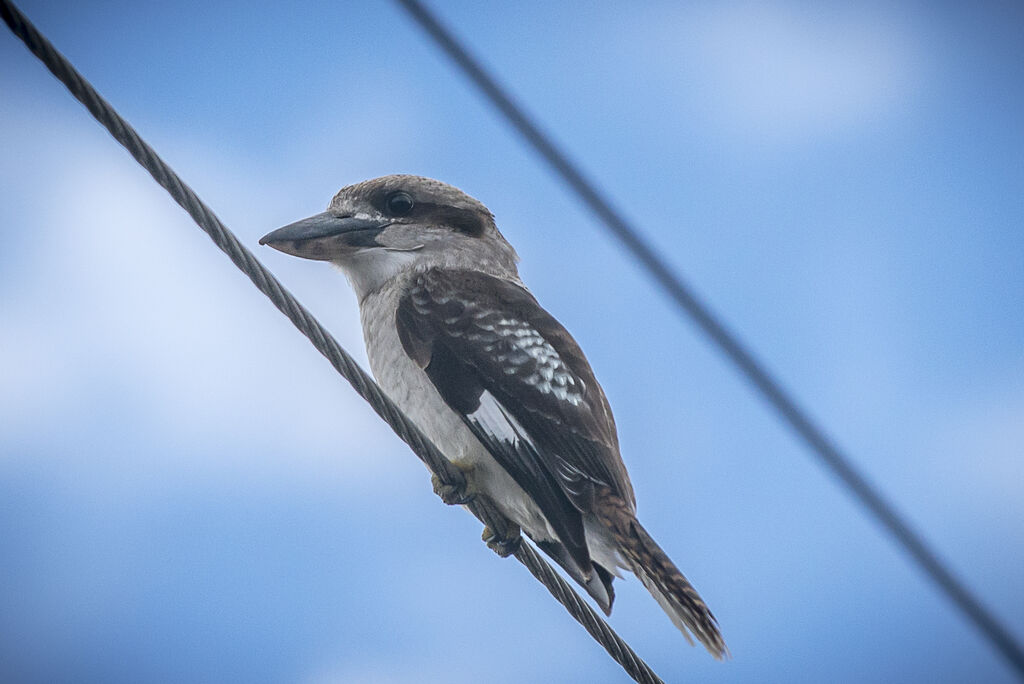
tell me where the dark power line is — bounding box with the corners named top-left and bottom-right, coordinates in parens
top-left (0, 2), bottom-right (666, 682)
top-left (394, 0), bottom-right (1024, 677)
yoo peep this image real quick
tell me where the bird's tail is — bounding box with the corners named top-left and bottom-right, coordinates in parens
top-left (597, 493), bottom-right (728, 659)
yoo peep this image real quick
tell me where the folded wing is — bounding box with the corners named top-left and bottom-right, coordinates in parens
top-left (395, 268), bottom-right (635, 576)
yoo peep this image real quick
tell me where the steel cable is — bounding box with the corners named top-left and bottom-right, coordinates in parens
top-left (0, 2), bottom-right (665, 682)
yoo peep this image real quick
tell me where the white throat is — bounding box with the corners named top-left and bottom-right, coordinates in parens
top-left (332, 248), bottom-right (421, 302)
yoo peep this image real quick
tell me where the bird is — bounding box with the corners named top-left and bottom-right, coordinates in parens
top-left (260, 175), bottom-right (727, 658)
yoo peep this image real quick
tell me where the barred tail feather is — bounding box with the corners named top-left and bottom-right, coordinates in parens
top-left (627, 521), bottom-right (728, 658)
top-left (598, 494), bottom-right (728, 658)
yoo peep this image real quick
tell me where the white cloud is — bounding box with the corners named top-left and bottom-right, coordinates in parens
top-left (662, 3), bottom-right (927, 140)
top-left (0, 90), bottom-right (411, 488)
top-left (934, 376), bottom-right (1024, 509)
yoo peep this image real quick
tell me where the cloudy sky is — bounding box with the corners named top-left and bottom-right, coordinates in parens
top-left (2, 1), bottom-right (1022, 682)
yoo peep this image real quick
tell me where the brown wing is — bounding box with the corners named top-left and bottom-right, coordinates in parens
top-left (396, 269), bottom-right (635, 571)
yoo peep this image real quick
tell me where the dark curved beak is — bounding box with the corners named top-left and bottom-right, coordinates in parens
top-left (259, 212), bottom-right (388, 260)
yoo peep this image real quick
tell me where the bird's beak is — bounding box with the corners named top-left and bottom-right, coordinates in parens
top-left (259, 212), bottom-right (389, 261)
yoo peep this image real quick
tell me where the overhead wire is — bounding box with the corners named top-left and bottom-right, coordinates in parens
top-left (0, 2), bottom-right (666, 682)
top-left (393, 0), bottom-right (1024, 677)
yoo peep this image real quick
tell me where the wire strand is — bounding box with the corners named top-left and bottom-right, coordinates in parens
top-left (0, 2), bottom-right (665, 683)
top-left (393, 0), bottom-right (1024, 678)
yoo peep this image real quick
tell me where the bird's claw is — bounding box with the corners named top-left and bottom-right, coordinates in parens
top-left (482, 524), bottom-right (521, 558)
top-left (431, 473), bottom-right (475, 506)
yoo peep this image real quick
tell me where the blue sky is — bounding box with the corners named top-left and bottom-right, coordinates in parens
top-left (1, 1), bottom-right (1022, 682)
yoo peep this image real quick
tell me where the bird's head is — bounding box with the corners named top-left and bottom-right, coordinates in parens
top-left (260, 175), bottom-right (520, 299)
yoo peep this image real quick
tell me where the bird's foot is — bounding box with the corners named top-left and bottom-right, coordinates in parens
top-left (431, 471), bottom-right (475, 506)
top-left (482, 524), bottom-right (522, 558)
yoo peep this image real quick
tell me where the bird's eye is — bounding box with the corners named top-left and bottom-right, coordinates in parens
top-left (386, 191), bottom-right (415, 216)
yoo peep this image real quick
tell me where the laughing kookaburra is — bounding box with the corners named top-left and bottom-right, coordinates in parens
top-left (260, 175), bottom-right (726, 657)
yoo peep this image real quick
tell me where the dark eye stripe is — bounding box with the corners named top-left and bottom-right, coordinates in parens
top-left (418, 203), bottom-right (486, 236)
top-left (369, 189), bottom-right (486, 236)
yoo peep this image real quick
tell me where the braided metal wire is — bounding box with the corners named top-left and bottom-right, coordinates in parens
top-left (1, 1), bottom-right (665, 682)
